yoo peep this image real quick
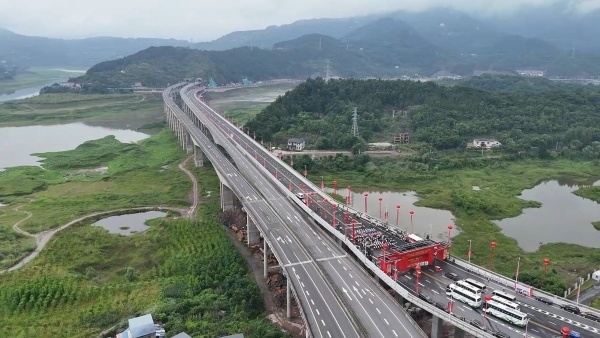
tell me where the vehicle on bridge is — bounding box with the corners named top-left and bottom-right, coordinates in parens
top-left (463, 277), bottom-right (487, 291)
top-left (448, 283), bottom-right (483, 308)
top-left (455, 280), bottom-right (483, 295)
top-left (483, 300), bottom-right (528, 327)
top-left (492, 289), bottom-right (517, 302)
top-left (491, 295), bottom-right (520, 311)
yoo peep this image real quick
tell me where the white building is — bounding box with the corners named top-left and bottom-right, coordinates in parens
top-left (473, 139), bottom-right (502, 149)
top-left (592, 270), bottom-right (600, 282)
top-left (287, 138), bottom-right (306, 151)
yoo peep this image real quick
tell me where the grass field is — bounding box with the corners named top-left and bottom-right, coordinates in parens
top-left (0, 93), bottom-right (163, 127)
top-left (309, 159), bottom-right (600, 287)
top-left (0, 68), bottom-right (84, 93)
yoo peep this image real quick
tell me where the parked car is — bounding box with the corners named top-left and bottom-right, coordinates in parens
top-left (434, 265), bottom-right (442, 272)
top-left (582, 312), bottom-right (600, 322)
top-left (418, 292), bottom-right (434, 304)
top-left (560, 304), bottom-right (581, 314)
top-left (469, 319), bottom-right (486, 331)
top-left (533, 296), bottom-right (554, 305)
top-left (444, 272), bottom-right (459, 281)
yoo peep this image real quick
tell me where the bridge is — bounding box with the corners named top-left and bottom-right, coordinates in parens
top-left (164, 81), bottom-right (600, 338)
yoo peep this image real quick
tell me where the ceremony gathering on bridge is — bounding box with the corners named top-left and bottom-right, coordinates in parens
top-left (162, 82), bottom-right (600, 338)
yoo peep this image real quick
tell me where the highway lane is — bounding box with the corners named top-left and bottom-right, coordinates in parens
top-left (165, 88), bottom-right (362, 338)
top-left (184, 87), bottom-right (428, 338)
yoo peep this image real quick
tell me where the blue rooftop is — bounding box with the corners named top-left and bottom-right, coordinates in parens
top-left (128, 314), bottom-right (155, 338)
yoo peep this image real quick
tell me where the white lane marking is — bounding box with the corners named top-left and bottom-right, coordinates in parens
top-left (301, 282), bottom-right (305, 288)
top-left (321, 319), bottom-right (326, 326)
top-left (459, 307), bottom-right (465, 312)
top-left (349, 274), bottom-right (353, 278)
top-left (316, 309), bottom-right (320, 315)
top-left (432, 290), bottom-right (439, 295)
top-left (355, 281), bottom-right (360, 286)
top-left (327, 332), bottom-right (332, 338)
top-left (286, 235), bottom-right (292, 243)
top-left (548, 321), bottom-right (557, 326)
top-left (426, 280), bottom-right (431, 284)
top-left (392, 330), bottom-right (398, 337)
top-left (311, 299), bottom-right (315, 305)
top-left (337, 259), bottom-right (342, 264)
top-left (376, 308), bottom-right (381, 314)
top-left (305, 291), bottom-right (310, 296)
top-left (384, 318), bottom-right (389, 325)
top-left (405, 276), bottom-right (412, 280)
top-left (343, 266), bottom-right (347, 271)
top-left (369, 298), bottom-right (373, 304)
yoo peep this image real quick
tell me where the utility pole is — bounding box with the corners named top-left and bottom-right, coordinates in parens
top-left (351, 108), bottom-right (359, 137)
top-left (325, 59), bottom-right (331, 81)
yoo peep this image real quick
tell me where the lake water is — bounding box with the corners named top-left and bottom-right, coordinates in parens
top-left (326, 187), bottom-right (457, 241)
top-left (92, 211), bottom-right (167, 236)
top-left (0, 123), bottom-right (149, 170)
top-left (495, 179), bottom-right (600, 251)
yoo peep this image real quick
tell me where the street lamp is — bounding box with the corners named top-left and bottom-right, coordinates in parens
top-left (331, 203), bottom-right (337, 227)
top-left (409, 210), bottom-right (415, 234)
top-left (364, 193), bottom-right (369, 213)
top-left (483, 294), bottom-right (492, 330)
top-left (321, 176), bottom-right (324, 189)
top-left (346, 186), bottom-right (351, 204)
top-left (395, 205), bottom-right (401, 227)
top-left (351, 219), bottom-right (356, 242)
top-left (489, 242), bottom-right (497, 269)
top-left (467, 240), bottom-right (473, 263)
top-left (333, 180), bottom-right (338, 197)
top-left (543, 258), bottom-right (551, 287)
top-left (515, 256), bottom-right (521, 291)
top-left (447, 225), bottom-right (453, 247)
top-left (303, 165), bottom-right (307, 177)
top-left (415, 265), bottom-right (422, 294)
top-left (378, 197), bottom-right (383, 219)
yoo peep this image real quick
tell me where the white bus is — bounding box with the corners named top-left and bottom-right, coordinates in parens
top-left (492, 290), bottom-right (517, 302)
top-left (456, 280), bottom-right (482, 295)
top-left (491, 295), bottom-right (520, 311)
top-left (448, 284), bottom-right (483, 308)
top-left (464, 278), bottom-right (487, 291)
top-left (407, 234), bottom-right (424, 243)
top-left (484, 300), bottom-right (528, 327)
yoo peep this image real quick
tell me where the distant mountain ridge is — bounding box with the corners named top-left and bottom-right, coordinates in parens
top-left (0, 29), bottom-right (190, 68)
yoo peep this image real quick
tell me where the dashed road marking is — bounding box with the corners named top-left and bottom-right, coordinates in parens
top-left (384, 318), bottom-right (389, 325)
top-left (376, 308), bottom-right (381, 314)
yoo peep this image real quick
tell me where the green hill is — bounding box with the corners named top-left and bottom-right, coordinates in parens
top-left (246, 77), bottom-right (600, 156)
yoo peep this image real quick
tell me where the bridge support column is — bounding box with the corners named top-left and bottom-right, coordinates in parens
top-left (394, 292), bottom-right (404, 304)
top-left (453, 327), bottom-right (465, 338)
top-left (246, 216), bottom-right (260, 246)
top-left (193, 145), bottom-right (204, 167)
top-left (263, 240), bottom-right (268, 278)
top-left (220, 182), bottom-right (234, 211)
top-left (286, 281), bottom-right (292, 319)
top-left (185, 132), bottom-right (193, 154)
top-left (431, 315), bottom-right (443, 338)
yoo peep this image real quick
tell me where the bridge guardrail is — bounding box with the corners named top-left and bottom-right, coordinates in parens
top-left (190, 87), bottom-right (492, 337)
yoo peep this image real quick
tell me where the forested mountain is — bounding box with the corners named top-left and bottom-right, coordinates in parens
top-left (246, 77), bottom-right (600, 158)
top-left (0, 28), bottom-right (190, 68)
top-left (194, 17), bottom-right (373, 51)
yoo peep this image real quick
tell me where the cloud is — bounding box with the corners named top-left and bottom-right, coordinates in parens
top-left (0, 0), bottom-right (589, 40)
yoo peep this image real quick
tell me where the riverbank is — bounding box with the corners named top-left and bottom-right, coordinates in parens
top-left (309, 158), bottom-right (600, 290)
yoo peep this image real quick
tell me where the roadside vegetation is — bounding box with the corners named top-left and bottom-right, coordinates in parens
top-left (0, 125), bottom-right (284, 336)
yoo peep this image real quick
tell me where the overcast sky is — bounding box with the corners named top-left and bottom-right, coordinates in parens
top-left (0, 0), bottom-right (598, 41)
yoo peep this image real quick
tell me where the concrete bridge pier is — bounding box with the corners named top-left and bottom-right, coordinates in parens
top-left (246, 216), bottom-right (260, 246)
top-left (287, 279), bottom-right (292, 319)
top-left (184, 132), bottom-right (193, 154)
top-left (193, 145), bottom-right (204, 167)
top-left (453, 327), bottom-right (465, 338)
top-left (263, 240), bottom-right (269, 278)
top-left (431, 315), bottom-right (443, 338)
top-left (220, 182), bottom-right (234, 211)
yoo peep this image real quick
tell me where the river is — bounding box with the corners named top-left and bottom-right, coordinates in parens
top-left (0, 69), bottom-right (86, 102)
top-left (495, 179), bottom-right (600, 251)
top-left (0, 123), bottom-right (149, 170)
